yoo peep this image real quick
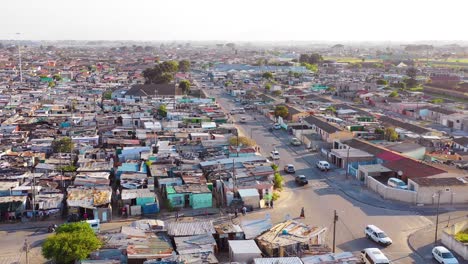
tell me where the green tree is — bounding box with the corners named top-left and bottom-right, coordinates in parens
top-left (143, 61), bottom-right (178, 84)
top-left (301, 62), bottom-right (318, 72)
top-left (376, 79), bottom-right (388, 85)
top-left (158, 104), bottom-right (167, 117)
top-left (102, 90), bottom-right (112, 100)
top-left (160, 60), bottom-right (178, 73)
top-left (325, 106), bottom-right (337, 114)
top-left (42, 222), bottom-right (102, 264)
top-left (48, 81), bottom-right (56, 88)
top-left (272, 90), bottom-right (282, 97)
top-left (271, 164), bottom-right (279, 172)
top-left (178, 60), bottom-right (191, 72)
top-left (273, 172), bottom-right (283, 190)
top-left (274, 105), bottom-right (289, 118)
top-left (265, 83), bottom-right (272, 91)
top-left (57, 165), bottom-right (77, 172)
top-left (299, 53), bottom-right (323, 64)
top-left (224, 81), bottom-right (232, 87)
top-left (53, 74), bottom-right (62, 81)
top-left (52, 137), bottom-right (73, 153)
top-left (389, 91), bottom-right (399, 97)
top-left (385, 127), bottom-right (399, 141)
top-left (406, 67), bottom-right (417, 79)
top-left (430, 98), bottom-right (444, 104)
top-left (179, 80), bottom-right (191, 94)
top-left (374, 128), bottom-right (385, 134)
top-left (229, 136), bottom-right (255, 147)
top-left (405, 67), bottom-right (418, 88)
top-left (262, 72), bottom-right (273, 79)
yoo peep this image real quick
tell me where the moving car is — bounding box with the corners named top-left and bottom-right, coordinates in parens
top-left (365, 225), bottom-right (392, 246)
top-left (387, 177), bottom-right (408, 190)
top-left (361, 248), bottom-right (390, 264)
top-left (295, 175), bottom-right (308, 186)
top-left (273, 123), bottom-right (281, 130)
top-left (270, 150), bottom-right (280, 160)
top-left (432, 246), bottom-right (458, 264)
top-left (316, 161), bottom-right (330, 171)
top-left (290, 138), bottom-right (301, 146)
top-left (239, 117), bottom-right (247, 123)
top-left (283, 164), bottom-right (296, 174)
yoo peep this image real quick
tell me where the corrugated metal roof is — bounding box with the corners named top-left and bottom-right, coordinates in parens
top-left (241, 217), bottom-right (273, 240)
top-left (254, 257), bottom-right (303, 264)
top-left (166, 221), bottom-right (215, 237)
top-left (174, 233), bottom-right (216, 255)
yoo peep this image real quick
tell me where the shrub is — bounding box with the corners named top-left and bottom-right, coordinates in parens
top-left (271, 164), bottom-right (279, 172)
top-left (455, 229), bottom-right (468, 243)
top-left (272, 192), bottom-right (280, 201)
top-left (273, 172), bottom-right (283, 190)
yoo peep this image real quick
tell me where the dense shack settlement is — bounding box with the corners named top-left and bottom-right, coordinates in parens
top-left (0, 42), bottom-right (467, 264)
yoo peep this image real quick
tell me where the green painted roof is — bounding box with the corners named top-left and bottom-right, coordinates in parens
top-left (166, 186), bottom-right (176, 194)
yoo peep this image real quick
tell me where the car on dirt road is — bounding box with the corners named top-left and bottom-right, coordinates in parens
top-left (365, 225), bottom-right (392, 246)
top-left (290, 138), bottom-right (301, 146)
top-left (295, 175), bottom-right (308, 186)
top-left (270, 150), bottom-right (280, 160)
top-left (316, 161), bottom-right (330, 171)
top-left (283, 164), bottom-right (296, 173)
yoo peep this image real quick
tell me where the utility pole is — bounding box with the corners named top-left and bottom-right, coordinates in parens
top-left (434, 190), bottom-right (441, 245)
top-left (23, 239), bottom-right (29, 264)
top-left (345, 146), bottom-right (350, 179)
top-left (332, 210), bottom-right (338, 253)
top-left (16, 33), bottom-right (23, 83)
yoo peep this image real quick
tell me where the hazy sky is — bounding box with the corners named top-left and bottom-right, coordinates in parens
top-left (1, 0), bottom-right (467, 41)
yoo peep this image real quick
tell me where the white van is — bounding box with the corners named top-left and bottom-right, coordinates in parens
top-left (86, 219), bottom-right (100, 233)
top-left (362, 248), bottom-right (390, 264)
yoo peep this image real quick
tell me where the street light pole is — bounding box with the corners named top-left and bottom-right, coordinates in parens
top-left (434, 190), bottom-right (441, 245)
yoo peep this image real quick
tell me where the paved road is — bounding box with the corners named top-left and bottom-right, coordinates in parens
top-left (206, 87), bottom-right (438, 264)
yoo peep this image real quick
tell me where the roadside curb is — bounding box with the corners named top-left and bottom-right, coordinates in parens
top-left (406, 225), bottom-right (432, 262)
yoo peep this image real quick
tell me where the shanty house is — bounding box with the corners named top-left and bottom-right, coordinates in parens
top-left (256, 220), bottom-right (327, 257)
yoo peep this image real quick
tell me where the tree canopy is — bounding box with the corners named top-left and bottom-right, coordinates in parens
top-left (262, 72), bottom-right (273, 79)
top-left (143, 61), bottom-right (179, 84)
top-left (300, 62), bottom-right (318, 72)
top-left (376, 79), bottom-right (388, 85)
top-left (385, 127), bottom-right (399, 142)
top-left (299, 53), bottom-right (323, 64)
top-left (274, 105), bottom-right (289, 118)
top-left (229, 136), bottom-right (255, 147)
top-left (42, 222), bottom-right (102, 264)
top-left (179, 80), bottom-right (191, 94)
top-left (157, 104), bottom-right (167, 117)
top-left (52, 137), bottom-right (73, 153)
top-left (265, 83), bottom-right (272, 90)
top-left (389, 91), bottom-right (399, 97)
top-left (178, 60), bottom-right (191, 73)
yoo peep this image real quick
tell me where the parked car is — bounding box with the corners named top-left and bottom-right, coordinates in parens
top-left (239, 117), bottom-right (247, 123)
top-left (432, 246), bottom-right (458, 264)
top-left (365, 225), bottom-right (392, 246)
top-left (455, 162), bottom-right (468, 170)
top-left (273, 123), bottom-right (281, 130)
top-left (316, 161), bottom-right (330, 171)
top-left (284, 164), bottom-right (296, 173)
top-left (295, 175), bottom-right (308, 186)
top-left (387, 177), bottom-right (408, 190)
top-left (290, 138), bottom-right (301, 146)
top-left (361, 248), bottom-right (390, 264)
top-left (270, 150), bottom-right (280, 160)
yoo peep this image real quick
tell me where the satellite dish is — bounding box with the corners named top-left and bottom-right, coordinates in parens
top-left (397, 171), bottom-right (403, 176)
